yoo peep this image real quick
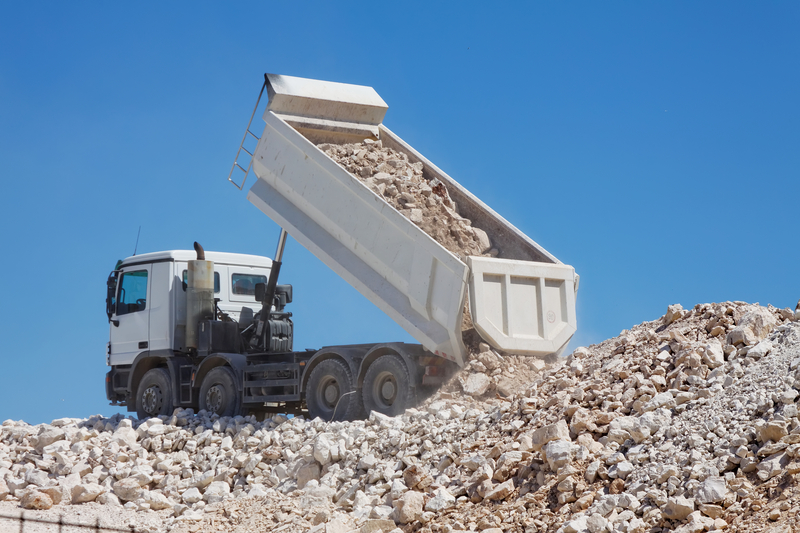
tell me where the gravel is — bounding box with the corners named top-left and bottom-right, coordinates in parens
top-left (2, 300), bottom-right (800, 533)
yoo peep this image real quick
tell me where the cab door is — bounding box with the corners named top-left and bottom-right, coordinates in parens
top-left (109, 265), bottom-right (151, 365)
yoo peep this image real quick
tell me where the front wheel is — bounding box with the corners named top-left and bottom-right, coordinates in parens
top-left (136, 368), bottom-right (174, 419)
top-left (306, 359), bottom-right (362, 421)
top-left (362, 354), bottom-right (413, 417)
top-left (199, 367), bottom-right (241, 417)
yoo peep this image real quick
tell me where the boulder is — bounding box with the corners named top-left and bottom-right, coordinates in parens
top-left (113, 478), bottom-right (144, 501)
top-left (530, 420), bottom-right (570, 452)
top-left (72, 483), bottom-right (105, 503)
top-left (727, 308), bottom-right (777, 346)
top-left (20, 489), bottom-right (53, 510)
top-left (393, 490), bottom-right (424, 524)
top-left (543, 440), bottom-right (575, 470)
top-left (485, 479), bottom-right (514, 500)
top-left (462, 373), bottom-right (491, 396)
top-left (424, 487), bottom-right (455, 512)
top-left (662, 496), bottom-right (695, 520)
top-left (182, 487), bottom-right (203, 504)
top-left (696, 477), bottom-right (728, 504)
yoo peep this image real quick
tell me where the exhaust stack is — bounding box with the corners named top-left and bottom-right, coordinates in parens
top-left (186, 242), bottom-right (215, 351)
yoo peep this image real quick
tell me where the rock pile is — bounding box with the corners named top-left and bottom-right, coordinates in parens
top-left (318, 140), bottom-right (495, 262)
top-left (2, 301), bottom-right (800, 533)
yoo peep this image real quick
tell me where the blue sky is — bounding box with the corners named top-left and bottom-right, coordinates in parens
top-left (1, 3), bottom-right (797, 424)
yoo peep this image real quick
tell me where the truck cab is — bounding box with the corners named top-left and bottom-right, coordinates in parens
top-left (106, 250), bottom-right (273, 366)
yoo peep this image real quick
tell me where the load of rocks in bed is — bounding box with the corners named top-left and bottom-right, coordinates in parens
top-left (318, 140), bottom-right (495, 262)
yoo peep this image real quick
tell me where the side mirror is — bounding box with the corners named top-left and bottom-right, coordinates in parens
top-left (276, 284), bottom-right (293, 304)
top-left (254, 282), bottom-right (266, 302)
top-left (106, 271), bottom-right (120, 325)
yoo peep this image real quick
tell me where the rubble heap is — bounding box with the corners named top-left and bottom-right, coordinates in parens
top-left (2, 301), bottom-right (800, 533)
top-left (318, 140), bottom-right (495, 262)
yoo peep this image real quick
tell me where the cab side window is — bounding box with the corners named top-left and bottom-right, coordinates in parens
top-left (182, 270), bottom-right (220, 293)
top-left (117, 270), bottom-right (148, 315)
top-left (232, 274), bottom-right (267, 296)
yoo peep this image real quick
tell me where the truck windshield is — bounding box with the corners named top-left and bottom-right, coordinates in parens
top-left (117, 270), bottom-right (148, 315)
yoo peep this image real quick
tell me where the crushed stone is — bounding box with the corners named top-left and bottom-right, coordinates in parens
top-left (2, 301), bottom-right (800, 533)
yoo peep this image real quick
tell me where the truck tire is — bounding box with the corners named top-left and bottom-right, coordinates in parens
top-left (136, 368), bottom-right (174, 420)
top-left (362, 354), bottom-right (413, 417)
top-left (199, 367), bottom-right (241, 417)
top-left (306, 359), bottom-right (361, 421)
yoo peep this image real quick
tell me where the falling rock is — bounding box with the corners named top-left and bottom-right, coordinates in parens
top-left (662, 496), bottom-right (695, 520)
top-left (530, 420), bottom-right (571, 452)
top-left (424, 487), bottom-right (455, 512)
top-left (463, 373), bottom-right (491, 396)
top-left (72, 483), bottom-right (105, 503)
top-left (696, 476), bottom-right (728, 504)
top-left (113, 478), bottom-right (144, 501)
top-left (393, 490), bottom-right (424, 524)
top-left (485, 479), bottom-right (514, 500)
top-left (20, 489), bottom-right (53, 510)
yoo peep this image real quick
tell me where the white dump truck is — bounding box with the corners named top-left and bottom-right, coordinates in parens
top-left (105, 73), bottom-right (578, 421)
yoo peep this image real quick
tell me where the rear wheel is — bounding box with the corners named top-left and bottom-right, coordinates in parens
top-left (306, 359), bottom-right (362, 421)
top-left (199, 367), bottom-right (241, 417)
top-left (136, 368), bottom-right (174, 420)
top-left (362, 354), bottom-right (413, 417)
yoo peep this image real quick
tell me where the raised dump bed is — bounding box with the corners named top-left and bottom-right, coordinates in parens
top-left (240, 74), bottom-right (577, 367)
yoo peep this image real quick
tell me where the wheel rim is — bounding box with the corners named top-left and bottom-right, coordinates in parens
top-left (142, 385), bottom-right (162, 415)
top-left (371, 371), bottom-right (397, 408)
top-left (205, 385), bottom-right (225, 413)
top-left (318, 376), bottom-right (340, 409)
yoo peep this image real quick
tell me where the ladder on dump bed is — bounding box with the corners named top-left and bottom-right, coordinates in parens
top-left (228, 75), bottom-right (268, 190)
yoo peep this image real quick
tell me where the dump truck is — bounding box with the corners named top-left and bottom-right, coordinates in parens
top-left (105, 73), bottom-right (578, 421)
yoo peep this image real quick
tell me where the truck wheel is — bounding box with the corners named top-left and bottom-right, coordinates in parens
top-left (362, 354), bottom-right (413, 417)
top-left (306, 359), bottom-right (361, 421)
top-left (199, 367), bottom-right (241, 417)
top-left (136, 368), bottom-right (174, 420)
